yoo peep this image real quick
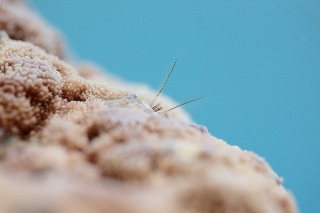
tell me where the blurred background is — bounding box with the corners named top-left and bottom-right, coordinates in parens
top-left (30, 1), bottom-right (319, 212)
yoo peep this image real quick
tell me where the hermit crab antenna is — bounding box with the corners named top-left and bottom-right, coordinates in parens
top-left (165, 96), bottom-right (205, 112)
top-left (150, 58), bottom-right (178, 107)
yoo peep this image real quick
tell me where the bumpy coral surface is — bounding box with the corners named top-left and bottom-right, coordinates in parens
top-left (0, 1), bottom-right (298, 213)
top-left (0, 0), bottom-right (64, 58)
top-left (76, 63), bottom-right (193, 122)
top-left (0, 32), bottom-right (127, 136)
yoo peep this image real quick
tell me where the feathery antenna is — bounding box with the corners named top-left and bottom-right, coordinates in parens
top-left (164, 96), bottom-right (205, 112)
top-left (150, 58), bottom-right (177, 107)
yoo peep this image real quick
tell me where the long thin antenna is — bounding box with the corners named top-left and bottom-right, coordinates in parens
top-left (150, 58), bottom-right (177, 107)
top-left (164, 96), bottom-right (205, 112)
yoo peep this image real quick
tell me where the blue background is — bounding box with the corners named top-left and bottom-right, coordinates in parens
top-left (30, 1), bottom-right (320, 212)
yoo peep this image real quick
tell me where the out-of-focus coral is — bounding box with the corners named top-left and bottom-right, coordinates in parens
top-left (0, 1), bottom-right (298, 213)
top-left (37, 107), bottom-right (296, 213)
top-left (0, 0), bottom-right (64, 58)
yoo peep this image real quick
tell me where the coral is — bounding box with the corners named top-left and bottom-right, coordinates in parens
top-left (37, 108), bottom-right (296, 213)
top-left (0, 32), bottom-right (127, 136)
top-left (76, 62), bottom-right (193, 122)
top-left (0, 1), bottom-right (298, 213)
top-left (0, 0), bottom-right (64, 58)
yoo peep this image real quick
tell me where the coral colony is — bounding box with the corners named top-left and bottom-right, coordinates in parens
top-left (0, 1), bottom-right (297, 213)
